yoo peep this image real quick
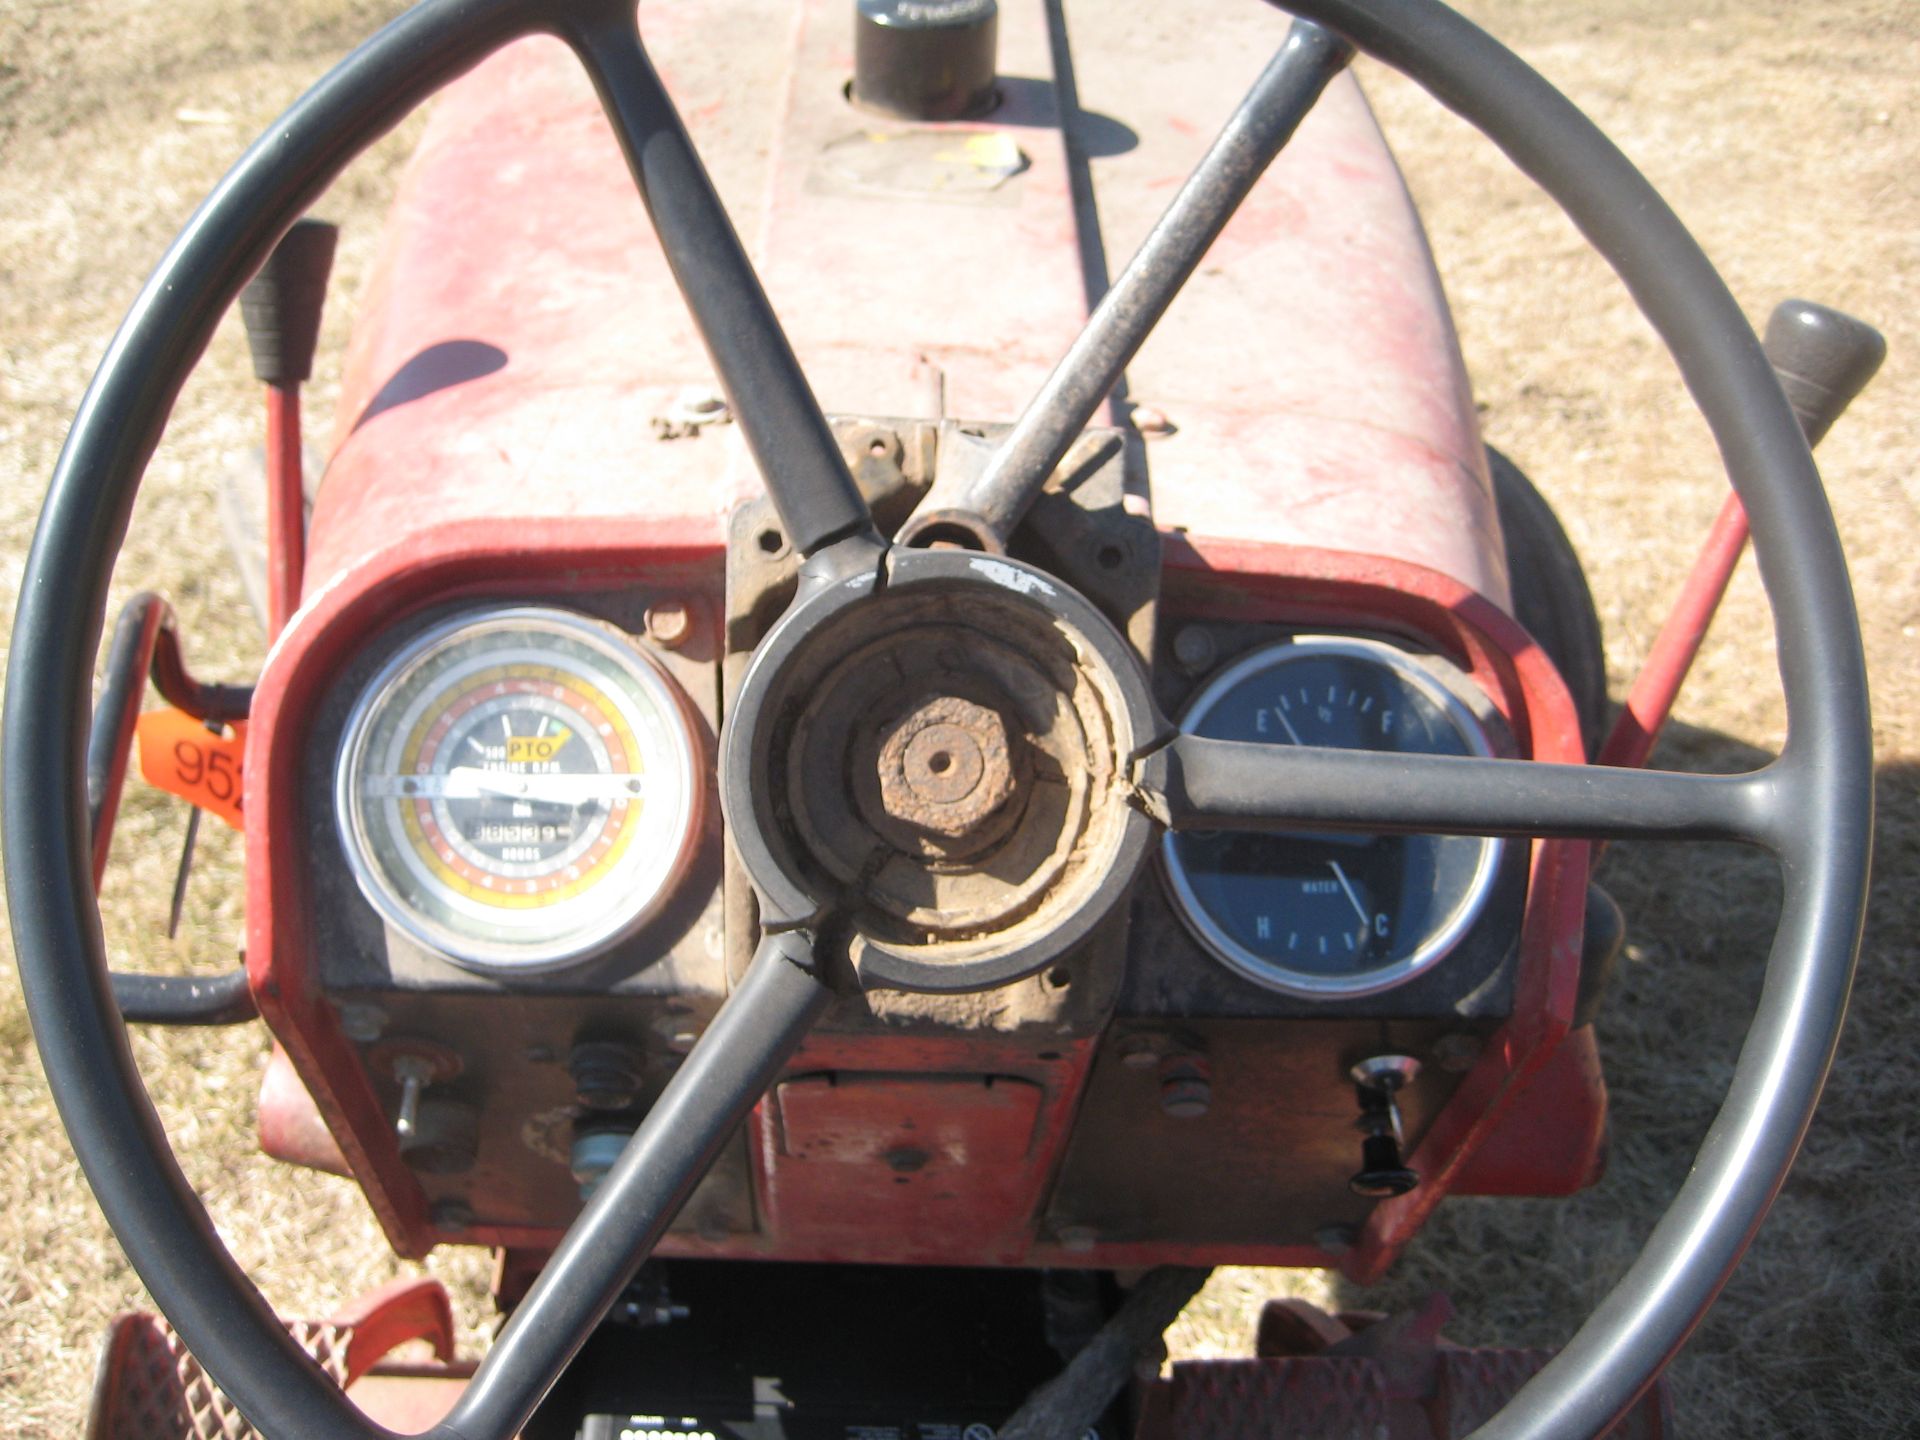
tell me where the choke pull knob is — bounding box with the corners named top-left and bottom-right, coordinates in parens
top-left (1348, 1054), bottom-right (1422, 1199)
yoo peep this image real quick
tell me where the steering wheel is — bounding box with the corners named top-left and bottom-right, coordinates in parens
top-left (3, 0), bottom-right (1869, 1437)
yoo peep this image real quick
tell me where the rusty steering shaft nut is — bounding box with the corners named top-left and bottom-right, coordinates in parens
top-left (875, 695), bottom-right (1016, 839)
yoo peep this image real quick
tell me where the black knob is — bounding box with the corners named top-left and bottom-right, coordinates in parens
top-left (239, 218), bottom-right (338, 386)
top-left (1350, 1133), bottom-right (1419, 1199)
top-left (852, 0), bottom-right (999, 122)
top-left (1762, 300), bottom-right (1886, 447)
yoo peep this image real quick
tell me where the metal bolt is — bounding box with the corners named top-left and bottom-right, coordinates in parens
top-left (1314, 1223), bottom-right (1358, 1255)
top-left (1056, 1225), bottom-right (1099, 1254)
top-left (570, 1040), bottom-right (646, 1110)
top-left (874, 695), bottom-right (1016, 839)
top-left (431, 1199), bottom-right (474, 1234)
top-left (1171, 625), bottom-right (1217, 675)
top-left (644, 601), bottom-right (692, 649)
top-left (392, 1055), bottom-right (433, 1145)
top-left (1431, 1032), bottom-right (1482, 1073)
top-left (571, 1127), bottom-right (635, 1201)
top-left (1350, 1054), bottom-right (1421, 1093)
top-left (1159, 1055), bottom-right (1213, 1119)
top-left (338, 1003), bottom-right (386, 1043)
top-left (1118, 1036), bottom-right (1162, 1070)
top-left (1161, 1075), bottom-right (1212, 1119)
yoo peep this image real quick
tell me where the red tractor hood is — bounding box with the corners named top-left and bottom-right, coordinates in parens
top-left (307, 0), bottom-right (1506, 609)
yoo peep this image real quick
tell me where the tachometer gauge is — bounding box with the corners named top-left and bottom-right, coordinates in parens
top-left (337, 607), bottom-right (702, 972)
top-left (1161, 636), bottom-right (1504, 999)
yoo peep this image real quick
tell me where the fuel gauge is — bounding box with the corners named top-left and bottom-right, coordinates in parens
top-left (1161, 636), bottom-right (1504, 998)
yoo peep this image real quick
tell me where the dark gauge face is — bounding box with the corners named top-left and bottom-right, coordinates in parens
top-left (337, 608), bottom-right (701, 973)
top-left (1161, 637), bottom-right (1504, 998)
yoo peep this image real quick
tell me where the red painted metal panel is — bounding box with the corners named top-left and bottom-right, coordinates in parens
top-left (765, 1073), bottom-right (1046, 1264)
top-left (1447, 1024), bottom-right (1608, 1198)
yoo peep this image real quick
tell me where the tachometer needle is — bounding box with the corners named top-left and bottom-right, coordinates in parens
top-left (366, 770), bottom-right (643, 803)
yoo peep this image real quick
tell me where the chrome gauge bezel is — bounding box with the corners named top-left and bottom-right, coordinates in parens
top-left (1160, 635), bottom-right (1506, 1000)
top-left (335, 606), bottom-right (703, 974)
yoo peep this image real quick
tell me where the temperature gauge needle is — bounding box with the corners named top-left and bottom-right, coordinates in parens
top-left (1330, 859), bottom-right (1372, 944)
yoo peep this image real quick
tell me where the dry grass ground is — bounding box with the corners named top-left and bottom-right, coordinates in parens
top-left (2, 1), bottom-right (1916, 1436)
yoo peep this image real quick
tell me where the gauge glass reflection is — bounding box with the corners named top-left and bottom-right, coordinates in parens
top-left (1162, 637), bottom-right (1503, 998)
top-left (337, 608), bottom-right (700, 972)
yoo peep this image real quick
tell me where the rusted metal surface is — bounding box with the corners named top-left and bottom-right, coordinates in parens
top-left (871, 693), bottom-right (1020, 842)
top-left (762, 1072), bottom-right (1047, 1262)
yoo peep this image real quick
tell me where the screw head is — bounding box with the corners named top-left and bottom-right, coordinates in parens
top-left (1161, 1075), bottom-right (1212, 1119)
top-left (644, 601), bottom-right (692, 649)
top-left (1171, 625), bottom-right (1216, 675)
top-left (337, 1003), bottom-right (387, 1043)
top-left (431, 1199), bottom-right (474, 1233)
top-left (1314, 1223), bottom-right (1358, 1255)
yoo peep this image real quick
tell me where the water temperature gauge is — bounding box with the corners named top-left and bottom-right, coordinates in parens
top-left (337, 607), bottom-right (702, 972)
top-left (1161, 636), bottom-right (1504, 998)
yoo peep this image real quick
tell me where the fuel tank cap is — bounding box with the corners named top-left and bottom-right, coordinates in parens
top-left (852, 0), bottom-right (999, 122)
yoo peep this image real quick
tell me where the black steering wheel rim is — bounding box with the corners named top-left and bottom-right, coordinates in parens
top-left (2, 2), bottom-right (1870, 1438)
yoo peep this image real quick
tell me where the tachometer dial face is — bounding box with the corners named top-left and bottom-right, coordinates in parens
top-left (337, 608), bottom-right (701, 972)
top-left (1161, 637), bottom-right (1503, 998)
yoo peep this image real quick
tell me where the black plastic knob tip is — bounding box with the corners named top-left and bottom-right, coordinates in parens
top-left (1762, 299), bottom-right (1887, 448)
top-left (1349, 1133), bottom-right (1420, 1199)
top-left (239, 217), bottom-right (339, 386)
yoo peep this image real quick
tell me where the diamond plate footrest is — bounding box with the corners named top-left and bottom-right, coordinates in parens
top-left (1137, 1296), bottom-right (1673, 1440)
top-left (84, 1277), bottom-right (457, 1440)
top-left (1139, 1353), bottom-right (1672, 1440)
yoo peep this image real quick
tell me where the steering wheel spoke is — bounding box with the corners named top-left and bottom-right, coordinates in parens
top-left (1141, 733), bottom-right (1784, 847)
top-left (560, 0), bottom-right (876, 559)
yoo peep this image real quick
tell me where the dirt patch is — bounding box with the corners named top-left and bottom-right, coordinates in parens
top-left (2, 2), bottom-right (1916, 1437)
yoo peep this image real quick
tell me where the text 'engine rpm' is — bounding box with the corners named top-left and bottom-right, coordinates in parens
top-left (338, 608), bottom-right (701, 972)
top-left (1162, 637), bottom-right (1503, 999)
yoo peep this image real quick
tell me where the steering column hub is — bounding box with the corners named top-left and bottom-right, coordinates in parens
top-left (725, 547), bottom-right (1160, 992)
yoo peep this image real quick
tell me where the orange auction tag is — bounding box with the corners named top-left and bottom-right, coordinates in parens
top-left (136, 708), bottom-right (248, 830)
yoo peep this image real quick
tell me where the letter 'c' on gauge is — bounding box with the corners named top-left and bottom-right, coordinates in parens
top-left (336, 607), bottom-right (702, 973)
